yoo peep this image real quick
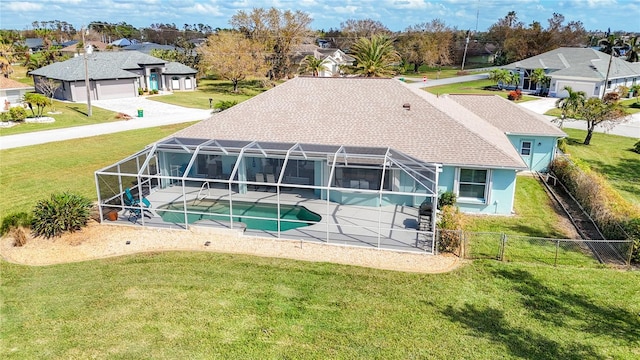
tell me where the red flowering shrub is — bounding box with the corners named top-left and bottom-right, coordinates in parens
top-left (507, 89), bottom-right (522, 101)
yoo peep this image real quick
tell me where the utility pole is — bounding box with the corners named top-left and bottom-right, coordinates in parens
top-left (82, 26), bottom-right (92, 117)
top-left (461, 30), bottom-right (470, 71)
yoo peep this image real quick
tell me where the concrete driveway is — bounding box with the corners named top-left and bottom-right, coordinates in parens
top-left (0, 97), bottom-right (212, 150)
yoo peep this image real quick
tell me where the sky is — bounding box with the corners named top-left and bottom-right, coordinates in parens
top-left (1, 0), bottom-right (639, 33)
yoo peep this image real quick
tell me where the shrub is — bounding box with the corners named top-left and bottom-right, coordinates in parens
top-left (0, 111), bottom-right (10, 122)
top-left (138, 88), bottom-right (144, 95)
top-left (9, 106), bottom-right (27, 121)
top-left (213, 100), bottom-right (238, 112)
top-left (31, 192), bottom-right (92, 238)
top-left (1, 212), bottom-right (32, 235)
top-left (507, 89), bottom-right (522, 101)
top-left (633, 140), bottom-right (640, 154)
top-left (557, 138), bottom-right (568, 154)
top-left (437, 205), bottom-right (465, 253)
top-left (550, 157), bottom-right (640, 262)
top-left (11, 227), bottom-right (28, 247)
top-left (438, 191), bottom-right (457, 208)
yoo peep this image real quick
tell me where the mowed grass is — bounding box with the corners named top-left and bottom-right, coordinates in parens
top-left (562, 128), bottom-right (640, 207)
top-left (1, 253), bottom-right (638, 359)
top-left (0, 100), bottom-right (120, 136)
top-left (0, 123), bottom-right (195, 217)
top-left (149, 78), bottom-right (268, 109)
top-left (424, 79), bottom-right (537, 102)
top-left (545, 98), bottom-right (640, 117)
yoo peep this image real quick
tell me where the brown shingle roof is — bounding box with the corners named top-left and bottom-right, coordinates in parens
top-left (448, 94), bottom-right (567, 136)
top-left (173, 77), bottom-right (530, 169)
top-left (0, 77), bottom-right (33, 90)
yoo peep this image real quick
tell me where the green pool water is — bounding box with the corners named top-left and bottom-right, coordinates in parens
top-left (156, 199), bottom-right (322, 231)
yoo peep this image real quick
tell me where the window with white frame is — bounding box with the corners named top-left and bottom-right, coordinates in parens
top-left (520, 141), bottom-right (532, 156)
top-left (457, 168), bottom-right (489, 202)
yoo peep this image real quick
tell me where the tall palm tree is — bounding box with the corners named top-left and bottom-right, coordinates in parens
top-left (350, 35), bottom-right (400, 77)
top-left (299, 55), bottom-right (326, 77)
top-left (555, 86), bottom-right (586, 127)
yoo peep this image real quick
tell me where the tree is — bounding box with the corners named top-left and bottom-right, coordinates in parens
top-left (630, 84), bottom-right (640, 103)
top-left (350, 35), bottom-right (400, 77)
top-left (578, 97), bottom-right (627, 145)
top-left (231, 8), bottom-right (314, 79)
top-left (488, 68), bottom-right (512, 89)
top-left (555, 86), bottom-right (586, 127)
top-left (338, 18), bottom-right (391, 50)
top-left (625, 36), bottom-right (639, 63)
top-left (23, 93), bottom-right (51, 118)
top-left (398, 19), bottom-right (454, 72)
top-left (510, 72), bottom-right (521, 90)
top-left (530, 68), bottom-right (550, 93)
top-left (198, 31), bottom-right (266, 92)
top-left (299, 55), bottom-right (326, 77)
top-left (36, 78), bottom-right (61, 110)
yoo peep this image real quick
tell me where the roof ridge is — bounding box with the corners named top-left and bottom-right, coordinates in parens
top-left (401, 85), bottom-right (526, 168)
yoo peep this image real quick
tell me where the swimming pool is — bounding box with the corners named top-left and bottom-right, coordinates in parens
top-left (156, 199), bottom-right (322, 231)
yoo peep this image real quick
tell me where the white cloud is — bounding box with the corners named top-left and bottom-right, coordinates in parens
top-left (5, 1), bottom-right (43, 11)
top-left (388, 0), bottom-right (428, 9)
top-left (332, 5), bottom-right (358, 14)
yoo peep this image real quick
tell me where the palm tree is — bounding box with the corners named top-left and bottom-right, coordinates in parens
top-left (625, 36), bottom-right (639, 63)
top-left (488, 69), bottom-right (511, 90)
top-left (530, 68), bottom-right (550, 94)
top-left (555, 86), bottom-right (586, 127)
top-left (299, 55), bottom-right (326, 77)
top-left (350, 35), bottom-right (400, 77)
top-left (510, 72), bottom-right (521, 90)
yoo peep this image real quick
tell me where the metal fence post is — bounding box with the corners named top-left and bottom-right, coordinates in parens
top-left (555, 240), bottom-right (560, 267)
top-left (627, 240), bottom-right (634, 268)
top-left (500, 233), bottom-right (506, 261)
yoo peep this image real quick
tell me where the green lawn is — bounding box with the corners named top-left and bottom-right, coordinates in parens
top-left (400, 67), bottom-right (462, 80)
top-left (466, 176), bottom-right (569, 238)
top-left (149, 78), bottom-right (268, 109)
top-left (1, 254), bottom-right (638, 359)
top-left (0, 100), bottom-right (120, 136)
top-left (562, 128), bottom-right (640, 207)
top-left (424, 79), bottom-right (537, 102)
top-left (0, 123), bottom-right (195, 217)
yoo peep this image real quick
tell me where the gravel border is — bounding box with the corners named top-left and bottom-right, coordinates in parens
top-left (0, 221), bottom-right (461, 273)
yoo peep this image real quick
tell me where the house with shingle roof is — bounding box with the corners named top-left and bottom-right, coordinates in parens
top-left (95, 77), bottom-right (565, 252)
top-left (503, 47), bottom-right (640, 98)
top-left (0, 77), bottom-right (34, 108)
top-left (292, 44), bottom-right (355, 77)
top-left (29, 51), bottom-right (197, 101)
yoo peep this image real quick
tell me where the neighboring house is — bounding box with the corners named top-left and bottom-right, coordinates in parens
top-left (30, 51), bottom-right (197, 101)
top-left (110, 38), bottom-right (132, 47)
top-left (23, 38), bottom-right (44, 53)
top-left (0, 77), bottom-right (34, 108)
top-left (292, 44), bottom-right (355, 77)
top-left (96, 78), bottom-right (564, 253)
top-left (60, 41), bottom-right (109, 57)
top-left (123, 42), bottom-right (179, 54)
top-left (504, 47), bottom-right (640, 98)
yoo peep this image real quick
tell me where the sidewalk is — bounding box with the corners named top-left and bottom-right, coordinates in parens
top-left (0, 98), bottom-right (211, 150)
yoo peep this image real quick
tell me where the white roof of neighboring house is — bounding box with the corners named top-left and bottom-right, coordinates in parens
top-left (172, 78), bottom-right (562, 169)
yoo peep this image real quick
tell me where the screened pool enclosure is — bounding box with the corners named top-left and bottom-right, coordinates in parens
top-left (95, 138), bottom-right (441, 253)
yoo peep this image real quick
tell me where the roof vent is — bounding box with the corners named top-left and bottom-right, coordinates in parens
top-left (403, 103), bottom-right (411, 111)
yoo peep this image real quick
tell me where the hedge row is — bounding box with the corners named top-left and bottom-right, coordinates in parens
top-left (550, 157), bottom-right (640, 263)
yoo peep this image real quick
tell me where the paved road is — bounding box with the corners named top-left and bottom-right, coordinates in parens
top-left (0, 98), bottom-right (211, 150)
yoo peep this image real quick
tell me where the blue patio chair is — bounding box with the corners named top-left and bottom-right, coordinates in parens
top-left (124, 188), bottom-right (152, 222)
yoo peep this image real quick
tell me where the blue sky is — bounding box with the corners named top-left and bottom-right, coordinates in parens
top-left (1, 0), bottom-right (638, 33)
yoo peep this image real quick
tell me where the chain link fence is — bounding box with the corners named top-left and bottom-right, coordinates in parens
top-left (436, 229), bottom-right (633, 267)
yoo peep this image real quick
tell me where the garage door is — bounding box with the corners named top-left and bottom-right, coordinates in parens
top-left (556, 81), bottom-right (596, 98)
top-left (98, 79), bottom-right (135, 100)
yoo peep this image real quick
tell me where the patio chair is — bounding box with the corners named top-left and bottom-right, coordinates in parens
top-left (255, 173), bottom-right (266, 191)
top-left (266, 174), bottom-right (276, 192)
top-left (124, 188), bottom-right (152, 222)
